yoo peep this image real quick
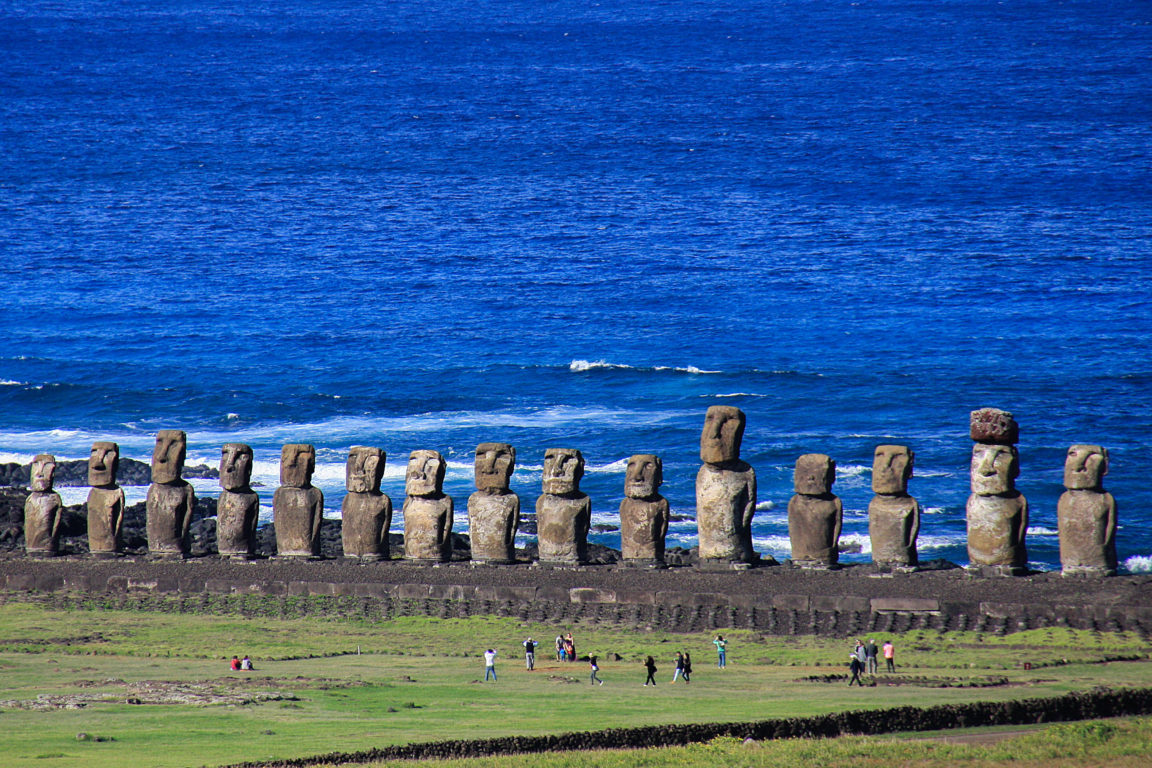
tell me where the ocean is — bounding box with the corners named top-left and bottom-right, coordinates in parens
top-left (2, 0), bottom-right (1150, 571)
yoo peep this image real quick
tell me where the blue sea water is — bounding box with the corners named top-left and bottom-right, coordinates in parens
top-left (2, 0), bottom-right (1150, 571)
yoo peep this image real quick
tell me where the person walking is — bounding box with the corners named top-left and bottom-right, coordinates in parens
top-left (589, 654), bottom-right (604, 685)
top-left (864, 638), bottom-right (878, 675)
top-left (713, 634), bottom-right (727, 668)
top-left (671, 651), bottom-right (684, 683)
top-left (484, 648), bottom-right (498, 681)
top-left (883, 640), bottom-right (895, 673)
top-left (682, 652), bottom-right (693, 684)
top-left (556, 634), bottom-right (565, 661)
top-left (643, 655), bottom-right (658, 686)
top-left (848, 654), bottom-right (864, 686)
top-left (523, 637), bottom-right (538, 671)
top-left (853, 639), bottom-right (865, 663)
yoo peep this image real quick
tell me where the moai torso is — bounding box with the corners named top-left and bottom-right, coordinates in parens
top-left (868, 445), bottom-right (920, 569)
top-left (402, 450), bottom-right (453, 562)
top-left (86, 442), bottom-right (124, 556)
top-left (217, 443), bottom-right (260, 559)
top-left (341, 446), bottom-right (392, 560)
top-left (966, 410), bottom-right (1028, 575)
top-left (146, 431), bottom-right (195, 557)
top-left (695, 406), bottom-right (757, 566)
top-left (1057, 444), bottom-right (1117, 576)
top-left (619, 454), bottom-right (669, 566)
top-left (273, 444), bottom-right (324, 557)
top-left (787, 453), bottom-right (843, 568)
top-left (468, 443), bottom-right (520, 564)
top-left (536, 448), bottom-right (590, 565)
top-left (24, 454), bottom-right (63, 556)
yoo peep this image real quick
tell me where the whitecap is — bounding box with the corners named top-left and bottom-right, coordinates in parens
top-left (0, 379), bottom-right (24, 386)
top-left (1122, 555), bottom-right (1152, 573)
top-left (1026, 526), bottom-right (1059, 537)
top-left (755, 500), bottom-right (776, 511)
top-left (569, 359), bottom-right (632, 372)
top-left (587, 457), bottom-right (629, 473)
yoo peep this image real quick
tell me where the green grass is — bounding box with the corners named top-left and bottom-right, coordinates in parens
top-left (1, 602), bottom-right (1150, 767)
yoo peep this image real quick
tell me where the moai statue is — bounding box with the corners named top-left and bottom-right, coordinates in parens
top-left (146, 430), bottom-right (195, 558)
top-left (966, 408), bottom-right (1028, 576)
top-left (1057, 445), bottom-right (1117, 577)
top-left (619, 454), bottom-right (670, 567)
top-left (402, 449), bottom-right (453, 563)
top-left (868, 445), bottom-right (920, 570)
top-left (787, 454), bottom-right (843, 568)
top-left (341, 446), bottom-right (392, 561)
top-left (695, 406), bottom-right (757, 569)
top-left (217, 443), bottom-right (259, 559)
top-left (273, 444), bottom-right (324, 558)
top-left (536, 448), bottom-right (591, 566)
top-left (24, 454), bottom-right (63, 556)
top-left (86, 441), bottom-right (125, 558)
top-left (468, 443), bottom-right (520, 564)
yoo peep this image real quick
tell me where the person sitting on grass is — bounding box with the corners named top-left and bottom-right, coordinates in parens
top-left (241, 655), bottom-right (254, 670)
top-left (230, 656), bottom-right (241, 671)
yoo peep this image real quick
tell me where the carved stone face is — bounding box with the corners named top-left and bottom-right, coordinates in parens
top-left (625, 454), bottom-right (662, 499)
top-left (872, 445), bottom-right (913, 495)
top-left (970, 443), bottom-right (1018, 495)
top-left (220, 443), bottom-right (254, 491)
top-left (88, 441), bottom-right (119, 487)
top-left (347, 446), bottom-right (385, 493)
top-left (151, 430), bottom-right (187, 484)
top-left (31, 454), bottom-right (56, 492)
top-left (474, 442), bottom-right (515, 492)
top-left (1064, 444), bottom-right (1107, 491)
top-left (406, 449), bottom-right (445, 496)
top-left (794, 453), bottom-right (835, 495)
top-left (542, 448), bottom-right (584, 495)
top-left (280, 444), bottom-right (316, 487)
top-left (700, 406), bottom-right (746, 464)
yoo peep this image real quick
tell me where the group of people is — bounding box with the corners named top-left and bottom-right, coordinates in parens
top-left (229, 655), bottom-right (255, 671)
top-left (847, 638), bottom-right (895, 686)
top-left (554, 632), bottom-right (577, 662)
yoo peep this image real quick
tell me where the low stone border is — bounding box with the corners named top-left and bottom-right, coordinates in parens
top-left (216, 687), bottom-right (1152, 767)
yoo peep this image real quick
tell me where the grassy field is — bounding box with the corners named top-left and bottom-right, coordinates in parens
top-left (1, 600), bottom-right (1150, 767)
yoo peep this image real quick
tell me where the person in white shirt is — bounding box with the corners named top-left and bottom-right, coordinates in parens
top-left (484, 648), bottom-right (498, 681)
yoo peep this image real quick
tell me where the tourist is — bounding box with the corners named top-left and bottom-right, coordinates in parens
top-left (589, 654), bottom-right (604, 685)
top-left (565, 632), bottom-right (576, 662)
top-left (682, 652), bottom-right (693, 684)
top-left (671, 651), bottom-right (684, 683)
top-left (848, 655), bottom-right (864, 686)
top-left (643, 655), bottom-right (658, 686)
top-left (713, 634), bottom-right (727, 668)
top-left (230, 655), bottom-right (241, 671)
top-left (241, 655), bottom-right (254, 670)
top-left (484, 648), bottom-right (498, 681)
top-left (864, 638), bottom-right (878, 674)
top-left (523, 637), bottom-right (538, 671)
top-left (883, 640), bottom-right (895, 672)
top-left (555, 634), bottom-right (565, 661)
top-left (853, 639), bottom-right (865, 662)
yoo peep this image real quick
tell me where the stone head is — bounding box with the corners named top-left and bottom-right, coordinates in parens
top-left (872, 445), bottom-right (914, 494)
top-left (220, 443), bottom-right (254, 491)
top-left (30, 454), bottom-right (56, 492)
top-left (794, 453), bottom-right (836, 495)
top-left (151, 430), bottom-right (187, 484)
top-left (970, 443), bottom-right (1019, 495)
top-left (1063, 444), bottom-right (1108, 491)
top-left (969, 407), bottom-right (1019, 445)
top-left (406, 449), bottom-right (445, 496)
top-left (700, 406), bottom-right (746, 464)
top-left (542, 448), bottom-right (584, 495)
top-left (88, 441), bottom-right (120, 487)
top-left (347, 446), bottom-right (386, 493)
top-left (474, 442), bottom-right (515, 492)
top-left (625, 454), bottom-right (662, 499)
top-left (280, 443), bottom-right (316, 488)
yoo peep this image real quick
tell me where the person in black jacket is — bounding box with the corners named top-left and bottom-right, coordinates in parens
top-left (643, 655), bottom-right (658, 686)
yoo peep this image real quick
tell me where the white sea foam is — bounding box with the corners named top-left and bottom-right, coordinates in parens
top-left (755, 500), bottom-right (776, 511)
top-left (0, 379), bottom-right (24, 386)
top-left (587, 457), bottom-right (629, 473)
top-left (1026, 526), bottom-right (1059, 537)
top-left (713, 392), bottom-right (765, 398)
top-left (1123, 555), bottom-right (1152, 573)
top-left (569, 359), bottom-right (720, 374)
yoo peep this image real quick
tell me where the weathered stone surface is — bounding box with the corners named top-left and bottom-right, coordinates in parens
top-left (620, 454), bottom-right (669, 566)
top-left (966, 440), bottom-right (1028, 574)
top-left (696, 407), bottom-right (756, 567)
top-left (787, 454), bottom-right (842, 568)
top-left (342, 446), bottom-right (392, 560)
top-left (537, 448), bottom-right (590, 565)
top-left (273, 444), bottom-right (323, 558)
top-left (146, 432), bottom-right (194, 557)
top-left (88, 441), bottom-right (118, 487)
top-left (868, 445), bottom-right (919, 568)
top-left (24, 455), bottom-right (62, 556)
top-left (699, 405), bottom-right (745, 465)
top-left (969, 407), bottom-right (1019, 445)
top-left (403, 450), bottom-right (453, 562)
top-left (86, 442), bottom-right (124, 557)
top-left (1058, 445), bottom-right (1117, 576)
top-left (468, 443), bottom-right (519, 564)
top-left (216, 443), bottom-right (259, 559)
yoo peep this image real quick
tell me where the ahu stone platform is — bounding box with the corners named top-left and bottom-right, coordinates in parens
top-left (1, 557), bottom-right (1149, 637)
